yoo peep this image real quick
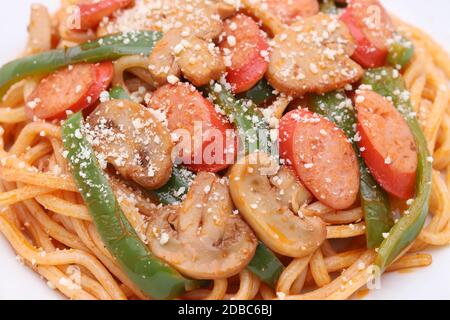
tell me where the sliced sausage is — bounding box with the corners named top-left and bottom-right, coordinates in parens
top-left (73, 0), bottom-right (134, 31)
top-left (267, 13), bottom-right (363, 97)
top-left (279, 108), bottom-right (360, 210)
top-left (340, 0), bottom-right (394, 68)
top-left (87, 99), bottom-right (173, 190)
top-left (148, 83), bottom-right (235, 173)
top-left (219, 14), bottom-right (269, 93)
top-left (26, 62), bottom-right (113, 120)
top-left (355, 90), bottom-right (417, 199)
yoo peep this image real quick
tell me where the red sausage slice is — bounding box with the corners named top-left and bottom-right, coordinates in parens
top-left (279, 108), bottom-right (360, 210)
top-left (355, 90), bottom-right (417, 199)
top-left (26, 62), bottom-right (113, 120)
top-left (148, 83), bottom-right (235, 173)
top-left (220, 14), bottom-right (269, 94)
top-left (72, 0), bottom-right (134, 31)
top-left (340, 0), bottom-right (394, 68)
top-left (264, 0), bottom-right (319, 25)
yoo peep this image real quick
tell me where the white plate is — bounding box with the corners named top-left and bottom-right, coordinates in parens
top-left (0, 0), bottom-right (449, 300)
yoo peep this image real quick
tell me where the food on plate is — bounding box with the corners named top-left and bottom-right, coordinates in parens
top-left (0, 0), bottom-right (449, 300)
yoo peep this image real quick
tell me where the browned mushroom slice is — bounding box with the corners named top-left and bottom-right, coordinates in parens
top-left (148, 28), bottom-right (225, 87)
top-left (86, 99), bottom-right (173, 190)
top-left (176, 37), bottom-right (225, 87)
top-left (146, 172), bottom-right (257, 279)
top-left (99, 1), bottom-right (228, 86)
top-left (27, 4), bottom-right (52, 54)
top-left (267, 13), bottom-right (364, 97)
top-left (176, 1), bottom-right (225, 40)
top-left (215, 0), bottom-right (239, 19)
top-left (241, 0), bottom-right (286, 35)
top-left (229, 153), bottom-right (326, 258)
top-left (109, 175), bottom-right (159, 216)
top-left (98, 0), bottom-right (227, 39)
top-left (270, 166), bottom-right (313, 213)
top-left (147, 29), bottom-right (183, 86)
top-left (241, 0), bottom-right (319, 35)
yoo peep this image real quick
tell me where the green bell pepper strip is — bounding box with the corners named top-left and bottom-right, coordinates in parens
top-left (362, 67), bottom-right (432, 271)
top-left (309, 92), bottom-right (393, 248)
top-left (207, 83), bottom-right (284, 287)
top-left (109, 84), bottom-right (283, 287)
top-left (248, 242), bottom-right (283, 288)
top-left (108, 86), bottom-right (195, 205)
top-left (107, 87), bottom-right (206, 284)
top-left (236, 79), bottom-right (275, 106)
top-left (207, 83), bottom-right (272, 156)
top-left (109, 86), bottom-right (131, 100)
top-left (62, 113), bottom-right (199, 299)
top-left (388, 34), bottom-right (415, 68)
top-left (153, 166), bottom-right (196, 205)
top-left (0, 31), bottom-right (163, 99)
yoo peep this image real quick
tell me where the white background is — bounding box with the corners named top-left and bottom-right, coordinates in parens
top-left (0, 0), bottom-right (449, 300)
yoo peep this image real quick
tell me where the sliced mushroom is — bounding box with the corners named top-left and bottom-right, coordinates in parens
top-left (262, 0), bottom-right (320, 25)
top-left (241, 0), bottom-right (286, 35)
top-left (109, 175), bottom-right (159, 216)
top-left (215, 1), bottom-right (239, 19)
top-left (146, 172), bottom-right (257, 279)
top-left (176, 36), bottom-right (225, 87)
top-left (241, 0), bottom-right (319, 35)
top-left (98, 1), bottom-right (231, 86)
top-left (229, 152), bottom-right (326, 258)
top-left (267, 13), bottom-right (364, 97)
top-left (86, 99), bottom-right (173, 190)
top-left (98, 0), bottom-right (229, 38)
top-left (177, 1), bottom-right (224, 40)
top-left (147, 29), bottom-right (183, 86)
top-left (148, 28), bottom-right (225, 87)
top-left (27, 4), bottom-right (52, 54)
top-left (269, 166), bottom-right (313, 213)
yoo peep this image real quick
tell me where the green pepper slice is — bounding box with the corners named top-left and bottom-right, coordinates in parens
top-left (362, 67), bottom-right (432, 270)
top-left (153, 166), bottom-right (195, 205)
top-left (109, 86), bottom-right (131, 100)
top-left (207, 83), bottom-right (272, 155)
top-left (388, 34), bottom-right (415, 69)
top-left (236, 79), bottom-right (275, 106)
top-left (0, 31), bottom-right (162, 99)
top-left (62, 113), bottom-right (198, 299)
top-left (247, 242), bottom-right (284, 288)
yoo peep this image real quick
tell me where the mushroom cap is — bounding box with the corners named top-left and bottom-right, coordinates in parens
top-left (229, 152), bottom-right (326, 258)
top-left (87, 99), bottom-right (173, 190)
top-left (146, 172), bottom-right (257, 279)
top-left (267, 13), bottom-right (364, 97)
